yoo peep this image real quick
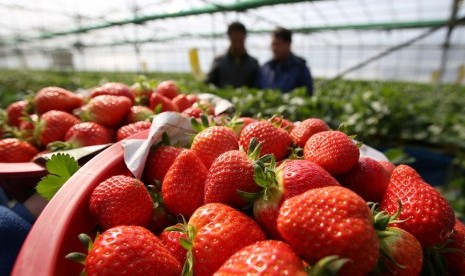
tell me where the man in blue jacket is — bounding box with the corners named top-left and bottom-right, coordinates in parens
top-left (258, 27), bottom-right (313, 95)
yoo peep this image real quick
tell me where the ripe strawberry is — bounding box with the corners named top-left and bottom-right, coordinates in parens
top-left (89, 175), bottom-right (153, 229)
top-left (214, 240), bottom-right (306, 275)
top-left (159, 228), bottom-right (188, 265)
top-left (18, 114), bottom-right (38, 141)
top-left (337, 157), bottom-right (389, 203)
top-left (186, 94), bottom-right (199, 106)
top-left (35, 110), bottom-right (81, 146)
top-left (0, 138), bottom-right (38, 162)
top-left (303, 130), bottom-right (359, 175)
top-left (183, 203), bottom-right (266, 276)
top-left (161, 149), bottom-right (207, 217)
top-left (70, 225), bottom-right (181, 276)
top-left (277, 186), bottom-right (379, 275)
top-left (380, 165), bottom-right (455, 248)
top-left (155, 80), bottom-right (179, 100)
top-left (191, 126), bottom-right (239, 169)
top-left (34, 86), bottom-right (83, 114)
top-left (181, 106), bottom-right (204, 118)
top-left (6, 100), bottom-right (29, 127)
top-left (232, 116), bottom-right (257, 137)
top-left (90, 82), bottom-right (134, 104)
top-left (125, 105), bottom-right (154, 124)
top-left (254, 159), bottom-right (340, 239)
top-left (239, 120), bottom-right (292, 161)
top-left (85, 95), bottom-right (132, 128)
top-left (443, 219), bottom-right (465, 274)
top-left (116, 121), bottom-right (151, 141)
top-left (290, 118), bottom-right (329, 148)
top-left (149, 93), bottom-right (179, 113)
top-left (129, 79), bottom-right (155, 106)
top-left (172, 94), bottom-right (191, 112)
top-left (270, 116), bottom-right (295, 132)
top-left (143, 145), bottom-right (183, 186)
top-left (62, 122), bottom-right (113, 148)
top-left (379, 160), bottom-right (396, 177)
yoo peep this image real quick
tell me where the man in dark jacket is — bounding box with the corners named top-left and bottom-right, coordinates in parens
top-left (205, 22), bottom-right (259, 88)
top-left (258, 27), bottom-right (313, 95)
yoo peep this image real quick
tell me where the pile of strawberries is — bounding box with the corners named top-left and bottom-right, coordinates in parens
top-left (0, 80), bottom-right (214, 163)
top-left (67, 113), bottom-right (465, 275)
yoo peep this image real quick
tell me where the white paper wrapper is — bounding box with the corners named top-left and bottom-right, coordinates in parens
top-left (196, 93), bottom-right (235, 115)
top-left (359, 144), bottom-right (389, 162)
top-left (122, 112), bottom-right (194, 178)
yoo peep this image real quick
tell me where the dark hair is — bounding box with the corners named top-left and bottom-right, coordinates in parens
top-left (273, 27), bottom-right (292, 43)
top-left (227, 21), bottom-right (247, 36)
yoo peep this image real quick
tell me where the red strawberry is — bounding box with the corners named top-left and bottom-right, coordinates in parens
top-left (290, 118), bottom-right (329, 148)
top-left (233, 116), bottom-right (257, 137)
top-left (35, 110), bottom-right (80, 146)
top-left (379, 160), bottom-right (396, 177)
top-left (183, 203), bottom-right (266, 276)
top-left (74, 225), bottom-right (181, 276)
top-left (444, 219), bottom-right (465, 274)
top-left (156, 80), bottom-right (179, 100)
top-left (149, 93), bottom-right (179, 113)
top-left (181, 106), bottom-right (204, 118)
top-left (379, 165), bottom-right (455, 248)
top-left (89, 175), bottom-right (153, 229)
top-left (159, 228), bottom-right (188, 265)
top-left (303, 130), bottom-right (360, 175)
top-left (277, 186), bottom-right (379, 275)
top-left (129, 80), bottom-right (154, 106)
top-left (254, 159), bottom-right (341, 239)
top-left (270, 116), bottom-right (295, 132)
top-left (0, 138), bottom-right (38, 162)
top-left (161, 149), bottom-right (207, 217)
top-left (172, 94), bottom-right (191, 112)
top-left (214, 240), bottom-right (306, 276)
top-left (6, 100), bottom-right (29, 127)
top-left (34, 87), bottom-right (83, 115)
top-left (337, 157), bottom-right (389, 203)
top-left (62, 122), bottom-right (113, 148)
top-left (239, 120), bottom-right (292, 161)
top-left (116, 121), bottom-right (151, 141)
top-left (85, 95), bottom-right (132, 128)
top-left (18, 114), bottom-right (38, 140)
top-left (125, 105), bottom-right (154, 124)
top-left (90, 82), bottom-right (134, 104)
top-left (186, 94), bottom-right (198, 106)
top-left (191, 126), bottom-right (239, 169)
top-left (143, 145), bottom-right (183, 186)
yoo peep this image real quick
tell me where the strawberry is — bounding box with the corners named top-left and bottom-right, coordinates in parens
top-left (290, 118), bottom-right (329, 148)
top-left (178, 203), bottom-right (266, 276)
top-left (186, 94), bottom-right (199, 106)
top-left (129, 78), bottom-right (155, 106)
top-left (90, 82), bottom-right (134, 104)
top-left (125, 105), bottom-right (154, 124)
top-left (149, 93), bottom-right (179, 113)
top-left (270, 115), bottom-right (295, 132)
top-left (159, 228), bottom-right (188, 265)
top-left (61, 122), bottom-right (113, 148)
top-left (443, 219), bottom-right (465, 274)
top-left (233, 116), bottom-right (257, 136)
top-left (34, 86), bottom-right (83, 115)
top-left (18, 114), bottom-right (38, 141)
top-left (146, 185), bottom-right (176, 235)
top-left (379, 160), bottom-right (396, 177)
top-left (89, 175), bottom-right (153, 229)
top-left (0, 138), bottom-right (38, 162)
top-left (191, 126), bottom-right (239, 169)
top-left (68, 225), bottom-right (181, 276)
top-left (214, 240), bottom-right (306, 275)
top-left (143, 145), bottom-right (183, 186)
top-left (35, 110), bottom-right (81, 147)
top-left (380, 165), bottom-right (455, 248)
top-left (155, 80), bottom-right (179, 100)
top-left (337, 157), bottom-right (390, 203)
top-left (116, 121), bottom-right (151, 141)
top-left (203, 139), bottom-right (264, 208)
top-left (303, 130), bottom-right (360, 175)
top-left (277, 186), bottom-right (379, 275)
top-left (85, 95), bottom-right (132, 128)
top-left (172, 94), bottom-right (191, 112)
top-left (254, 159), bottom-right (341, 239)
top-left (161, 149), bottom-right (207, 217)
top-left (239, 120), bottom-right (292, 161)
top-left (6, 100), bottom-right (29, 127)
top-left (181, 106), bottom-right (204, 118)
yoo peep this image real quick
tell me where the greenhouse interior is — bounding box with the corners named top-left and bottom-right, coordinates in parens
top-left (1, 0), bottom-right (465, 275)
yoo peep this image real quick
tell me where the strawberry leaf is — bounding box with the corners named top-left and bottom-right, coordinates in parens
top-left (36, 153), bottom-right (80, 200)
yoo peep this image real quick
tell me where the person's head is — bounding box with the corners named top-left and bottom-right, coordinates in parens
top-left (227, 21), bottom-right (247, 54)
top-left (271, 27), bottom-right (292, 62)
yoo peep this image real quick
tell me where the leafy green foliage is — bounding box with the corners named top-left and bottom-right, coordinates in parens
top-left (36, 153), bottom-right (80, 200)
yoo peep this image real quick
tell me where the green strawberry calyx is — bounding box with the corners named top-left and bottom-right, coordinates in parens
top-left (66, 232), bottom-right (100, 276)
top-left (306, 255), bottom-right (350, 276)
top-left (165, 217), bottom-right (196, 276)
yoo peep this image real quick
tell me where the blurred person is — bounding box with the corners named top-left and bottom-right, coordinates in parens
top-left (258, 27), bottom-right (313, 95)
top-left (205, 21), bottom-right (259, 88)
